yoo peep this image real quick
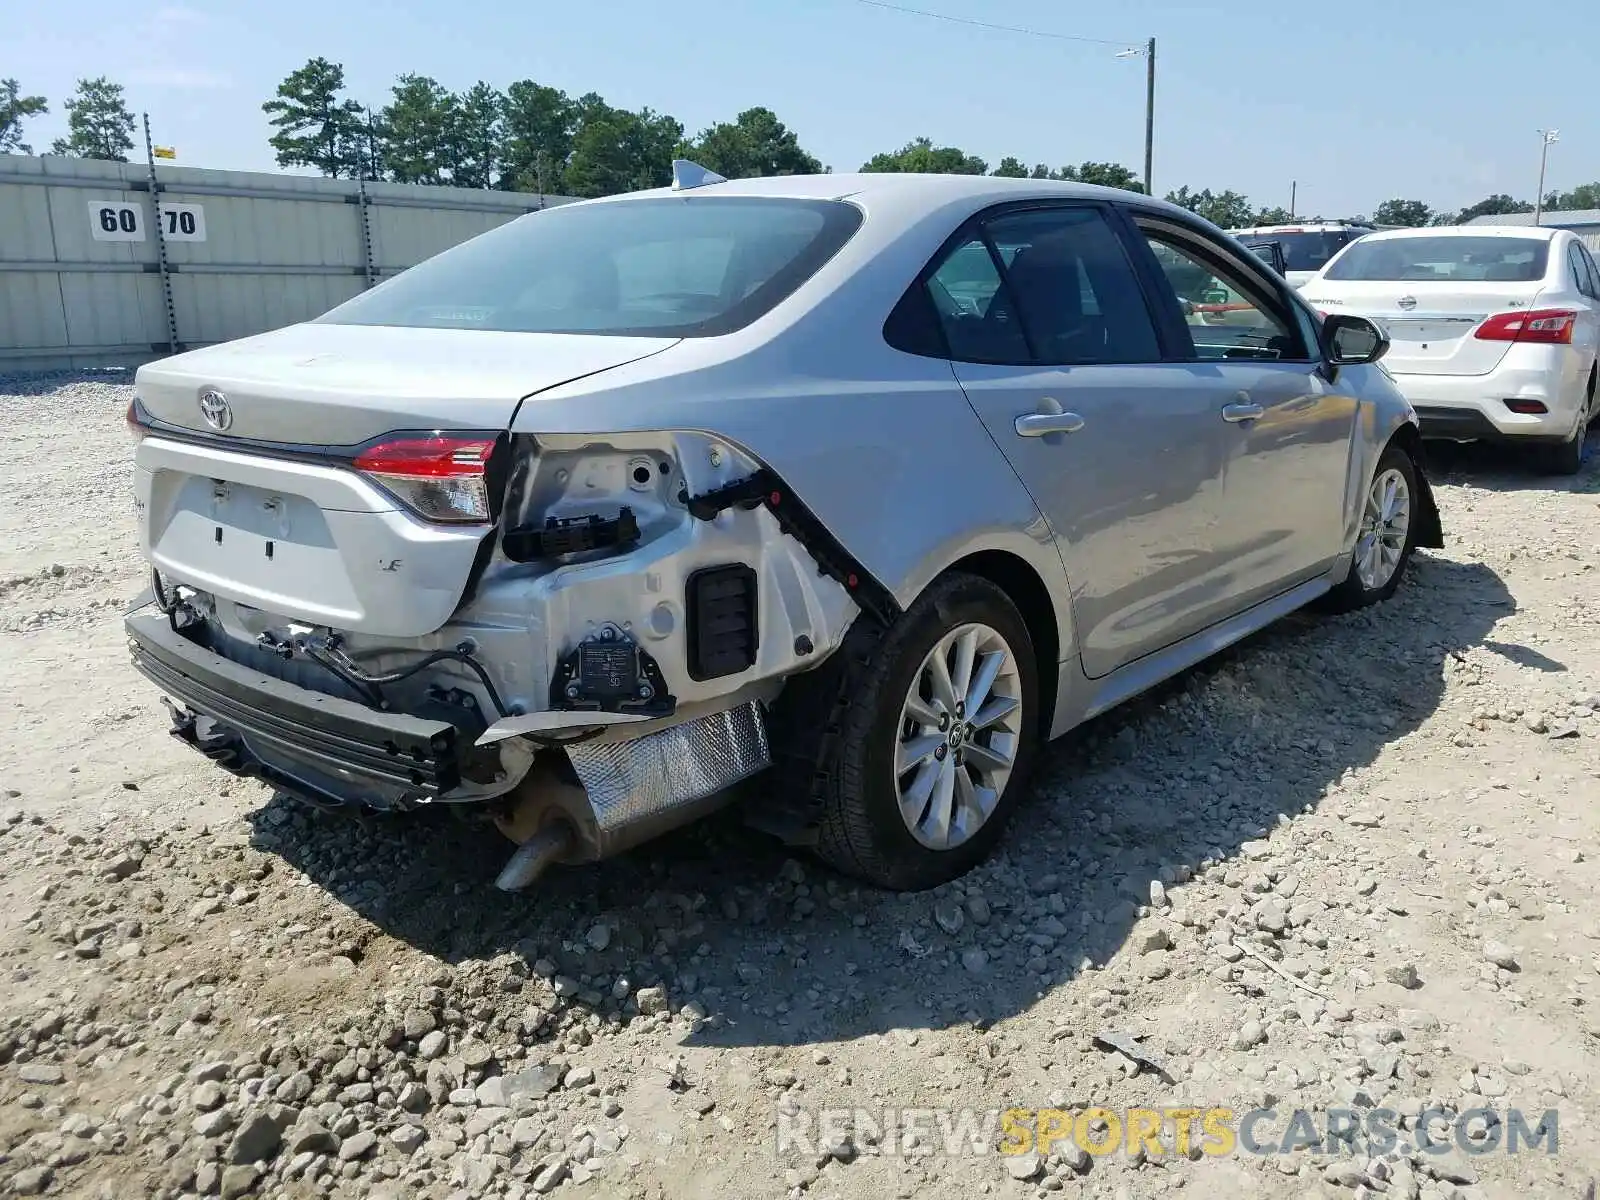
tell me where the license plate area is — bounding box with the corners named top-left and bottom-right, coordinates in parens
top-left (190, 479), bottom-right (328, 558)
top-left (153, 472), bottom-right (356, 617)
top-left (1381, 317), bottom-right (1480, 367)
top-left (1387, 321), bottom-right (1468, 343)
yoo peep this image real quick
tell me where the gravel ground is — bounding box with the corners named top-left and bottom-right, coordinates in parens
top-left (3, 373), bottom-right (1600, 1200)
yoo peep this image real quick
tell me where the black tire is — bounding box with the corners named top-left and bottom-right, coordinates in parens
top-left (768, 572), bottom-right (1040, 891)
top-left (1321, 442), bottom-right (1422, 613)
top-left (1534, 419), bottom-right (1584, 477)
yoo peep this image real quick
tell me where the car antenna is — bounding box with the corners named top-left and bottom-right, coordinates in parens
top-left (671, 159), bottom-right (728, 191)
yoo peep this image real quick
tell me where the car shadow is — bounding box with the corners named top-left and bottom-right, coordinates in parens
top-left (246, 553), bottom-right (1511, 1050)
top-left (1423, 425), bottom-right (1600, 494)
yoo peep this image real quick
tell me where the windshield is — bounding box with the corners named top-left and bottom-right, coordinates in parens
top-left (1269, 231), bottom-right (1364, 273)
top-left (1323, 236), bottom-right (1550, 283)
top-left (318, 197), bottom-right (864, 337)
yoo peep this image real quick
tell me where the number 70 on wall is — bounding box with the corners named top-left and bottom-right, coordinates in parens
top-left (87, 200), bottom-right (207, 243)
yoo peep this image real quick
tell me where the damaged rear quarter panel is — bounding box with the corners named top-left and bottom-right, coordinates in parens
top-left (503, 332), bottom-right (1076, 676)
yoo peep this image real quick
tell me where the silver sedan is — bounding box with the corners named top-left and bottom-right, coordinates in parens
top-left (126, 169), bottom-right (1443, 893)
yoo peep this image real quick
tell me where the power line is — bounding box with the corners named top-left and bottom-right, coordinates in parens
top-left (853, 0), bottom-right (1133, 48)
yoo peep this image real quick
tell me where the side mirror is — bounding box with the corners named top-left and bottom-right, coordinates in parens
top-left (1322, 313), bottom-right (1389, 366)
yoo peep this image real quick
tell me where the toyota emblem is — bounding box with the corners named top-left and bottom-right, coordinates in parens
top-left (198, 389), bottom-right (232, 432)
top-left (1396, 295), bottom-right (1417, 311)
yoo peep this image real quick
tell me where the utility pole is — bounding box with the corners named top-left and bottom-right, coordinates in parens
top-left (1117, 38), bottom-right (1157, 196)
top-left (1143, 37), bottom-right (1156, 196)
top-left (1290, 181), bottom-right (1297, 221)
top-left (1534, 129), bottom-right (1559, 226)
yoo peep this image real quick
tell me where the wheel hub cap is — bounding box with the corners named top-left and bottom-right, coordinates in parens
top-left (894, 622), bottom-right (1024, 851)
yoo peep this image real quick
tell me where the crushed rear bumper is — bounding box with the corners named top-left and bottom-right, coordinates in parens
top-left (126, 606), bottom-right (467, 810)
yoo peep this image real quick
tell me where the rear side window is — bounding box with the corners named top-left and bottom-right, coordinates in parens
top-left (904, 206), bottom-right (1161, 366)
top-left (1323, 236), bottom-right (1550, 283)
top-left (1582, 244), bottom-right (1600, 299)
top-left (922, 237), bottom-right (1031, 362)
top-left (318, 197), bottom-right (863, 337)
top-left (1270, 231), bottom-right (1362, 273)
top-left (983, 209), bottom-right (1159, 364)
top-left (1568, 242), bottom-right (1599, 299)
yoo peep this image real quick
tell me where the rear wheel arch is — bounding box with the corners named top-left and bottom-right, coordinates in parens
top-left (1383, 421), bottom-right (1443, 549)
top-left (758, 551), bottom-right (1063, 868)
top-left (941, 550), bottom-right (1061, 739)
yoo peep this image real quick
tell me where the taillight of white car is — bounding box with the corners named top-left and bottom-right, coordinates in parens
top-left (1473, 308), bottom-right (1577, 345)
top-left (126, 398), bottom-right (148, 443)
top-left (353, 435), bottom-right (498, 523)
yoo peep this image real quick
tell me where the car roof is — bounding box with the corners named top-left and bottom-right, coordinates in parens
top-left (1229, 223), bottom-right (1368, 234)
top-left (1353, 224), bottom-right (1564, 244)
top-left (579, 171), bottom-right (1201, 221)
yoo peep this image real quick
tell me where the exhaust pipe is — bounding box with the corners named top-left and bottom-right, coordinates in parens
top-left (488, 701), bottom-right (773, 888)
top-left (494, 822), bottom-right (574, 892)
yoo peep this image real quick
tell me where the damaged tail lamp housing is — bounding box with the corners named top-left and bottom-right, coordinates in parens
top-left (352, 434), bottom-right (500, 523)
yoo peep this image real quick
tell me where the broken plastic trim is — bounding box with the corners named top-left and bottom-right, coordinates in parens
top-left (684, 469), bottom-right (902, 626)
top-left (502, 506), bottom-right (641, 562)
top-left (477, 709), bottom-right (649, 747)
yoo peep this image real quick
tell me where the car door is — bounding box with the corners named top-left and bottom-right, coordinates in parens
top-left (922, 202), bottom-right (1232, 679)
top-left (1124, 213), bottom-right (1359, 612)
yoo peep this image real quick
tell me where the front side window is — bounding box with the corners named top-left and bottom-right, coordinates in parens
top-left (1322, 235), bottom-right (1550, 283)
top-left (1138, 228), bottom-right (1305, 361)
top-left (318, 197), bottom-right (863, 337)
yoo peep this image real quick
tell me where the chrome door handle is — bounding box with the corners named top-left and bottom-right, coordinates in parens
top-left (1221, 402), bottom-right (1264, 423)
top-left (1015, 412), bottom-right (1085, 437)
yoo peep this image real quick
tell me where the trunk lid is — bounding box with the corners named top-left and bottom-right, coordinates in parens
top-left (134, 322), bottom-right (679, 445)
top-left (1303, 281), bottom-right (1545, 377)
top-left (133, 323), bottom-right (679, 637)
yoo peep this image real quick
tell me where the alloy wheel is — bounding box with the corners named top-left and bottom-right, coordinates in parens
top-left (894, 623), bottom-right (1024, 851)
top-left (1355, 466), bottom-right (1411, 591)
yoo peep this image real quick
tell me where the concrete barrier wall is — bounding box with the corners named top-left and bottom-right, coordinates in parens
top-left (0, 155), bottom-right (578, 373)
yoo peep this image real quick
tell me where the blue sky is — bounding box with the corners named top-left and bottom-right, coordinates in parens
top-left (12, 0), bottom-right (1596, 218)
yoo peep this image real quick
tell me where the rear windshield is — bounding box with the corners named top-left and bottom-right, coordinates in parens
top-left (1269, 231), bottom-right (1365, 273)
top-left (1324, 236), bottom-right (1550, 283)
top-left (318, 196), bottom-right (863, 337)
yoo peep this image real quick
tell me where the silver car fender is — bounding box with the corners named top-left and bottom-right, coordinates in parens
top-left (1335, 364), bottom-right (1444, 568)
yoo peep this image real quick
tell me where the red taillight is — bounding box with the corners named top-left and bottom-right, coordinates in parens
top-left (353, 435), bottom-right (497, 523)
top-left (1504, 399), bottom-right (1549, 415)
top-left (1473, 308), bottom-right (1576, 345)
top-left (126, 399), bottom-right (148, 442)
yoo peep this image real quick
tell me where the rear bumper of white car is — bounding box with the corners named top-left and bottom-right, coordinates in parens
top-left (1388, 350), bottom-right (1583, 442)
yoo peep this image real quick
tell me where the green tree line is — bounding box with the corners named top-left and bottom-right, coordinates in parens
top-left (7, 67), bottom-right (1600, 226)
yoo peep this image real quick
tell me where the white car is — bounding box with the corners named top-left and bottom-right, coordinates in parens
top-left (1304, 225), bottom-right (1600, 474)
top-left (1228, 223), bottom-right (1376, 289)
